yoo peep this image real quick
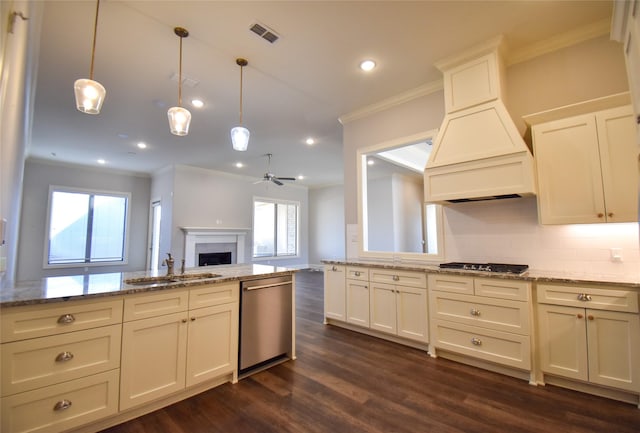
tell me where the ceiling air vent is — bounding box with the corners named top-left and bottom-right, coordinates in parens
top-left (250, 22), bottom-right (280, 44)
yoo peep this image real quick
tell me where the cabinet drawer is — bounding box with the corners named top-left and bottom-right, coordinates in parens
top-left (537, 283), bottom-right (639, 312)
top-left (1, 369), bottom-right (119, 433)
top-left (428, 274), bottom-right (474, 295)
top-left (432, 320), bottom-right (531, 370)
top-left (429, 292), bottom-right (530, 335)
top-left (1, 298), bottom-right (123, 343)
top-left (123, 289), bottom-right (189, 321)
top-left (370, 269), bottom-right (426, 288)
top-left (1, 325), bottom-right (121, 396)
top-left (474, 278), bottom-right (530, 301)
top-left (189, 282), bottom-right (239, 309)
top-left (346, 267), bottom-right (369, 281)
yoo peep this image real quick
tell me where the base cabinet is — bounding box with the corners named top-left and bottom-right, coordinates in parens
top-left (324, 265), bottom-right (346, 321)
top-left (537, 289), bottom-right (640, 393)
top-left (346, 279), bottom-right (370, 327)
top-left (120, 283), bottom-right (239, 411)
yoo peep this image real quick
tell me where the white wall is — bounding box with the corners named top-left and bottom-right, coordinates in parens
top-left (17, 159), bottom-right (151, 281)
top-left (341, 36), bottom-right (640, 277)
top-left (367, 176), bottom-right (394, 251)
top-left (308, 185), bottom-right (345, 264)
top-left (150, 165), bottom-right (174, 270)
top-left (161, 165), bottom-right (309, 267)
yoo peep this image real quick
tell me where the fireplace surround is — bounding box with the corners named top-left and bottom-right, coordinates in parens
top-left (181, 227), bottom-right (250, 268)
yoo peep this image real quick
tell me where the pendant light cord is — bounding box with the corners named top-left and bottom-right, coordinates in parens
top-left (178, 35), bottom-right (183, 107)
top-left (238, 64), bottom-right (244, 125)
top-left (89, 0), bottom-right (101, 80)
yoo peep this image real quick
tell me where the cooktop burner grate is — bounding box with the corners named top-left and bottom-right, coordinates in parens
top-left (439, 262), bottom-right (529, 274)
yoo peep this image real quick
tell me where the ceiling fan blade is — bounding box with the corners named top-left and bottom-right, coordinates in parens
top-left (276, 177), bottom-right (296, 181)
top-left (271, 178), bottom-right (284, 186)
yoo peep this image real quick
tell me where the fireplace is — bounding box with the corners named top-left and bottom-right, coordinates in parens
top-left (199, 252), bottom-right (232, 266)
top-left (181, 227), bottom-right (249, 268)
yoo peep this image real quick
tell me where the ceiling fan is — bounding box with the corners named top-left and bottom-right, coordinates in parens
top-left (255, 153), bottom-right (296, 186)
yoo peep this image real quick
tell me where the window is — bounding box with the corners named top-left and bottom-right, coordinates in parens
top-left (45, 186), bottom-right (130, 267)
top-left (252, 198), bottom-right (299, 258)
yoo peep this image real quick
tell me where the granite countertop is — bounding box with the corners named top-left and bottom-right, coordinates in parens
top-left (321, 259), bottom-right (640, 288)
top-left (0, 264), bottom-right (297, 307)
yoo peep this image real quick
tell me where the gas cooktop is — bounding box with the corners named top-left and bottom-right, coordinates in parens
top-left (439, 262), bottom-right (529, 275)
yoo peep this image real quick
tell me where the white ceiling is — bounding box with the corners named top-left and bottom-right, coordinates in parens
top-left (28, 1), bottom-right (613, 187)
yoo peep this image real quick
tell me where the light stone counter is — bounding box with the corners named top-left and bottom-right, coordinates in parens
top-left (0, 264), bottom-right (297, 307)
top-left (321, 259), bottom-right (640, 289)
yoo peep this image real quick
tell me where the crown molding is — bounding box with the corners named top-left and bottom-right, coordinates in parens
top-left (506, 18), bottom-right (611, 66)
top-left (339, 79), bottom-right (444, 125)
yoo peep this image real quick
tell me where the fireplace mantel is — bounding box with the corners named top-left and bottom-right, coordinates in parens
top-left (181, 227), bottom-right (250, 267)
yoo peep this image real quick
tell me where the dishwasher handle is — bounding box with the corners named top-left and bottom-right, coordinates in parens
top-left (243, 281), bottom-right (291, 291)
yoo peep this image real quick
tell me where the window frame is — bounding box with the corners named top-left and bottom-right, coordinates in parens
top-left (43, 185), bottom-right (131, 269)
top-left (251, 197), bottom-right (300, 260)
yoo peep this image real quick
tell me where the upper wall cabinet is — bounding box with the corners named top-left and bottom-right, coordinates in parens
top-left (612, 0), bottom-right (640, 123)
top-left (532, 105), bottom-right (636, 225)
top-left (525, 96), bottom-right (637, 225)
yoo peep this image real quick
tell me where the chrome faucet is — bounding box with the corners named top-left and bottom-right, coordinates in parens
top-left (162, 253), bottom-right (175, 276)
top-left (181, 258), bottom-right (185, 275)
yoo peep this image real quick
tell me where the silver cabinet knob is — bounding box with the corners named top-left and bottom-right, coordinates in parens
top-left (577, 293), bottom-right (592, 302)
top-left (55, 351), bottom-right (74, 362)
top-left (471, 337), bottom-right (482, 346)
top-left (57, 314), bottom-right (75, 324)
top-left (331, 265), bottom-right (337, 271)
top-left (53, 400), bottom-right (72, 411)
top-left (355, 271), bottom-right (361, 277)
top-left (470, 308), bottom-right (481, 316)
top-left (392, 275), bottom-right (400, 282)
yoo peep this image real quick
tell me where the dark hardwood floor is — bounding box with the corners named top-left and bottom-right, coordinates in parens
top-left (101, 270), bottom-right (640, 433)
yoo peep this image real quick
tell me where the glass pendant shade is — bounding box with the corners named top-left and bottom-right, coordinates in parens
top-left (231, 126), bottom-right (250, 151)
top-left (168, 106), bottom-right (192, 136)
top-left (74, 79), bottom-right (106, 114)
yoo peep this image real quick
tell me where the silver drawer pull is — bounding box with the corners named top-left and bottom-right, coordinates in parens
top-left (392, 275), bottom-right (400, 282)
top-left (470, 308), bottom-right (481, 316)
top-left (331, 266), bottom-right (337, 271)
top-left (53, 399), bottom-right (72, 411)
top-left (577, 293), bottom-right (592, 302)
top-left (57, 314), bottom-right (76, 324)
top-left (471, 337), bottom-right (482, 346)
top-left (354, 271), bottom-right (361, 277)
top-left (55, 351), bottom-right (74, 362)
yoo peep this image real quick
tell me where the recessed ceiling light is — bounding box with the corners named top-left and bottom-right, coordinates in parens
top-left (137, 142), bottom-right (147, 149)
top-left (360, 59), bottom-right (376, 72)
top-left (97, 159), bottom-right (106, 164)
top-left (297, 175), bottom-right (305, 180)
top-left (367, 159), bottom-right (374, 165)
top-left (235, 162), bottom-right (244, 168)
top-left (305, 137), bottom-right (315, 145)
top-left (191, 99), bottom-right (204, 108)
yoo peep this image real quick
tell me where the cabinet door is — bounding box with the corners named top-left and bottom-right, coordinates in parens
top-left (186, 303), bottom-right (238, 387)
top-left (586, 309), bottom-right (640, 392)
top-left (533, 114), bottom-right (606, 224)
top-left (537, 304), bottom-right (588, 381)
top-left (324, 265), bottom-right (346, 321)
top-left (595, 105), bottom-right (638, 222)
top-left (396, 286), bottom-right (428, 343)
top-left (346, 280), bottom-right (369, 327)
top-left (369, 282), bottom-right (397, 335)
top-left (120, 312), bottom-right (188, 410)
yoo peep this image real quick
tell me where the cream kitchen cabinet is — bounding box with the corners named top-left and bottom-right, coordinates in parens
top-left (369, 269), bottom-right (428, 343)
top-left (346, 267), bottom-right (370, 327)
top-left (0, 297), bottom-right (123, 433)
top-left (120, 282), bottom-right (239, 411)
top-left (323, 264), bottom-right (346, 322)
top-left (537, 283), bottom-right (640, 394)
top-left (429, 274), bottom-right (532, 372)
top-left (531, 104), bottom-right (637, 224)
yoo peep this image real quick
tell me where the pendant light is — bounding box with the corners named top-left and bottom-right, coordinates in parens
top-left (167, 27), bottom-right (191, 136)
top-left (74, 0), bottom-right (106, 114)
top-left (231, 58), bottom-right (250, 151)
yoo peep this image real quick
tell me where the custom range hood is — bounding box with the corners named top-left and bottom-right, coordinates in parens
top-left (424, 36), bottom-right (536, 203)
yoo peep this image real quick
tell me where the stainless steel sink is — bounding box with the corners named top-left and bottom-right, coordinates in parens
top-left (124, 272), bottom-right (221, 286)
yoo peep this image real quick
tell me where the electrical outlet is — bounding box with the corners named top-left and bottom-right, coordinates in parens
top-left (610, 248), bottom-right (623, 262)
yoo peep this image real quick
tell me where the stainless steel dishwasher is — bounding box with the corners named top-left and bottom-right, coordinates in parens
top-left (239, 275), bottom-right (293, 375)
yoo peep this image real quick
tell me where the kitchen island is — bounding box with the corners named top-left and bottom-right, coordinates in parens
top-left (0, 264), bottom-right (298, 433)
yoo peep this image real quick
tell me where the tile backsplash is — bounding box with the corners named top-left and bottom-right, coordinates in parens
top-left (444, 197), bottom-right (639, 278)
